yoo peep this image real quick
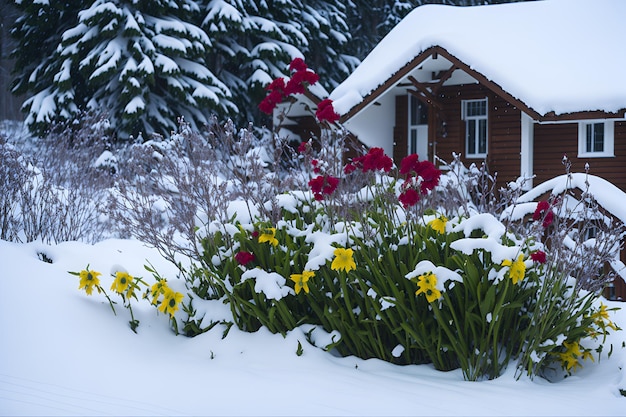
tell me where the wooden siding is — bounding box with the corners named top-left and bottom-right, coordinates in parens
top-left (534, 121), bottom-right (626, 192)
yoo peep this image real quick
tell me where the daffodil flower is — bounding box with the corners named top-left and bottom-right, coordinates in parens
top-left (501, 255), bottom-right (526, 285)
top-left (258, 227), bottom-right (279, 246)
top-left (290, 270), bottom-right (314, 294)
top-left (428, 215), bottom-right (448, 234)
top-left (79, 269), bottom-right (102, 295)
top-left (158, 288), bottom-right (184, 317)
top-left (331, 248), bottom-right (356, 272)
top-left (414, 272), bottom-right (441, 302)
top-left (111, 271), bottom-right (133, 294)
top-left (150, 280), bottom-right (169, 305)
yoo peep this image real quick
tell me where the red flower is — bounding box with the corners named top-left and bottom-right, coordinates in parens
top-left (309, 175), bottom-right (339, 200)
top-left (316, 99), bottom-right (340, 123)
top-left (235, 251), bottom-right (255, 266)
top-left (353, 147), bottom-right (393, 172)
top-left (530, 250), bottom-right (547, 264)
top-left (298, 142), bottom-right (308, 153)
top-left (399, 154), bottom-right (441, 193)
top-left (266, 77), bottom-right (286, 93)
top-left (343, 163), bottom-right (356, 175)
top-left (416, 162), bottom-right (441, 193)
top-left (258, 89), bottom-right (284, 114)
top-left (285, 70), bottom-right (320, 95)
top-left (399, 154), bottom-right (420, 177)
top-left (533, 201), bottom-right (554, 227)
top-left (289, 57), bottom-right (308, 72)
top-left (399, 188), bottom-right (420, 208)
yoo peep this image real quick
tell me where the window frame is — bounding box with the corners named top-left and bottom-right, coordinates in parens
top-left (577, 120), bottom-right (614, 158)
top-left (407, 95), bottom-right (428, 156)
top-left (461, 98), bottom-right (488, 158)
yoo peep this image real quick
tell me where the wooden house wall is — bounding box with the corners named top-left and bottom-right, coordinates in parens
top-left (533, 121), bottom-right (626, 193)
top-left (420, 83), bottom-right (522, 185)
top-left (391, 83), bottom-right (626, 301)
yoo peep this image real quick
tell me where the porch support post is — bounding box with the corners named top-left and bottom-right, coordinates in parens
top-left (520, 111), bottom-right (534, 190)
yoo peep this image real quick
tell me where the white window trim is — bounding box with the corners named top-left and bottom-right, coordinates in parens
top-left (578, 120), bottom-right (614, 158)
top-left (462, 98), bottom-right (488, 158)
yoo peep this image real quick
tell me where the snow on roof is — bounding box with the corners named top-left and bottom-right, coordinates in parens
top-left (329, 0), bottom-right (626, 118)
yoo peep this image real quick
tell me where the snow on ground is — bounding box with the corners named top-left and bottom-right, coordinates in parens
top-left (1, 238), bottom-right (625, 416)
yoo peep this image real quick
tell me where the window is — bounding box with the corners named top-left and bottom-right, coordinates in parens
top-left (578, 120), bottom-right (614, 157)
top-left (462, 98), bottom-right (488, 157)
top-left (408, 95), bottom-right (428, 157)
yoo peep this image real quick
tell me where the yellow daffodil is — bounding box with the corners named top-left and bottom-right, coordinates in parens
top-left (331, 248), bottom-right (356, 272)
top-left (150, 280), bottom-right (169, 305)
top-left (79, 269), bottom-right (102, 295)
top-left (258, 227), bottom-right (279, 246)
top-left (558, 351), bottom-right (580, 371)
top-left (428, 215), bottom-right (448, 234)
top-left (290, 270), bottom-right (314, 294)
top-left (158, 288), bottom-right (184, 317)
top-left (501, 255), bottom-right (526, 285)
top-left (582, 349), bottom-right (595, 362)
top-left (110, 271), bottom-right (133, 294)
top-left (414, 272), bottom-right (441, 303)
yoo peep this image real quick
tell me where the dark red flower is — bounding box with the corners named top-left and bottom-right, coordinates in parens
top-left (266, 77), bottom-right (286, 92)
top-left (542, 210), bottom-right (554, 228)
top-left (533, 201), bottom-right (550, 221)
top-left (399, 188), bottom-right (420, 208)
top-left (344, 163), bottom-right (356, 175)
top-left (285, 72), bottom-right (306, 95)
top-left (298, 142), bottom-right (308, 153)
top-left (416, 162), bottom-right (441, 193)
top-left (289, 57), bottom-right (308, 72)
top-left (353, 147), bottom-right (393, 172)
top-left (235, 251), bottom-right (255, 266)
top-left (316, 99), bottom-right (340, 123)
top-left (258, 89), bottom-right (284, 114)
top-left (309, 175), bottom-right (339, 200)
top-left (533, 201), bottom-right (554, 227)
top-left (530, 250), bottom-right (547, 264)
top-left (399, 154), bottom-right (420, 177)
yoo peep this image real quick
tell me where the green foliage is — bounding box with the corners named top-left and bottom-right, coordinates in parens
top-left (184, 137), bottom-right (621, 382)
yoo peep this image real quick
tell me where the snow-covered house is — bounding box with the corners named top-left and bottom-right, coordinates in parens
top-left (278, 0), bottom-right (626, 299)
top-left (327, 0), bottom-right (626, 192)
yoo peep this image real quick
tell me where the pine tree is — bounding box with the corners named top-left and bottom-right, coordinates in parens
top-left (199, 0), bottom-right (359, 125)
top-left (14, 0), bottom-right (234, 139)
top-left (10, 0), bottom-right (85, 135)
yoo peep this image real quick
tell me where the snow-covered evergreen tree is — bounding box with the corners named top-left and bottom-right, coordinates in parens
top-left (10, 0), bottom-right (86, 135)
top-left (15, 0), bottom-right (234, 139)
top-left (199, 0), bottom-right (359, 124)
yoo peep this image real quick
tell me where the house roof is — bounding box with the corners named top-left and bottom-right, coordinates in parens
top-left (329, 0), bottom-right (626, 121)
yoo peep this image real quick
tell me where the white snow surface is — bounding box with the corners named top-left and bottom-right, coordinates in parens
top-left (329, 0), bottom-right (626, 117)
top-left (1, 237), bottom-right (625, 416)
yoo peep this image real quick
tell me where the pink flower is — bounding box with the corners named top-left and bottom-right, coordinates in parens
top-left (235, 251), bottom-right (255, 266)
top-left (316, 99), bottom-right (340, 123)
top-left (530, 250), bottom-right (547, 264)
